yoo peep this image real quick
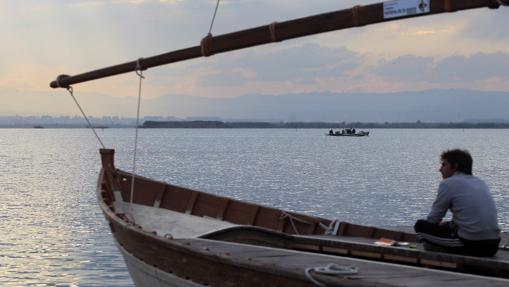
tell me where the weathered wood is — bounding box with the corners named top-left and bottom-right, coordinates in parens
top-left (215, 198), bottom-right (229, 220)
top-left (203, 226), bottom-right (509, 279)
top-left (98, 152), bottom-right (509, 286)
top-left (111, 166), bottom-right (509, 280)
top-left (108, 216), bottom-right (509, 286)
top-left (99, 149), bottom-right (121, 207)
top-left (152, 186), bottom-right (166, 208)
top-left (114, 170), bottom-right (363, 239)
top-left (185, 191), bottom-right (199, 214)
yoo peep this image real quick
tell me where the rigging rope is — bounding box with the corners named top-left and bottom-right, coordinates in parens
top-left (320, 219), bottom-right (341, 235)
top-left (208, 0), bottom-right (221, 35)
top-left (129, 58), bottom-right (145, 206)
top-left (279, 211), bottom-right (314, 235)
top-left (64, 86), bottom-right (106, 149)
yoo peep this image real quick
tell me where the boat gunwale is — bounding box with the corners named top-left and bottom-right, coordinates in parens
top-left (96, 169), bottom-right (338, 286)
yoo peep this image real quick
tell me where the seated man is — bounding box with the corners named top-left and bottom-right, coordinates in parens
top-left (414, 149), bottom-right (500, 256)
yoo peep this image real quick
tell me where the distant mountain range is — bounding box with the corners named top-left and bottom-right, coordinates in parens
top-left (139, 89), bottom-right (509, 122)
top-left (2, 89), bottom-right (508, 123)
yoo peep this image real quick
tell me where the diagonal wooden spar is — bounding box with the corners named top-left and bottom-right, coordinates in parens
top-left (50, 0), bottom-right (507, 89)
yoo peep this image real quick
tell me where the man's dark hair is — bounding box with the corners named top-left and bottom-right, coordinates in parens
top-left (441, 149), bottom-right (473, 175)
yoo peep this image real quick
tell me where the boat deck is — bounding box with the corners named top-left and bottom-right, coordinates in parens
top-left (203, 225), bottom-right (509, 279)
top-left (180, 237), bottom-right (509, 286)
top-left (334, 234), bottom-right (509, 258)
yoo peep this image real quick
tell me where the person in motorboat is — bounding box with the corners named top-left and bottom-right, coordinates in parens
top-left (329, 129), bottom-right (334, 135)
top-left (414, 149), bottom-right (501, 256)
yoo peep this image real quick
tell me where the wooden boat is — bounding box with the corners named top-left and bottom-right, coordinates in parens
top-left (51, 0), bottom-right (509, 286)
top-left (99, 149), bottom-right (509, 287)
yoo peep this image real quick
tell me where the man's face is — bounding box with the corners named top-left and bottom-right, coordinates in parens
top-left (439, 159), bottom-right (457, 179)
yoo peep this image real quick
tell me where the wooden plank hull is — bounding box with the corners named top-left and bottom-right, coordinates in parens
top-left (104, 209), bottom-right (323, 287)
top-left (103, 204), bottom-right (509, 287)
top-left (117, 242), bottom-right (202, 287)
top-left (97, 149), bottom-right (509, 286)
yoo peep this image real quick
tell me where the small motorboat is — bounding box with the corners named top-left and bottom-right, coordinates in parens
top-left (328, 129), bottom-right (369, 137)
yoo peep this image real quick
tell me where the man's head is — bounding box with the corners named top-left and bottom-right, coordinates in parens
top-left (440, 149), bottom-right (473, 178)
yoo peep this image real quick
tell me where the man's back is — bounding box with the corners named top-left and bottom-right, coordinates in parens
top-left (416, 149), bottom-right (500, 256)
top-left (428, 173), bottom-right (500, 240)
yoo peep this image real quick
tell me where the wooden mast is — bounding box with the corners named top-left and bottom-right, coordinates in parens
top-left (50, 0), bottom-right (507, 89)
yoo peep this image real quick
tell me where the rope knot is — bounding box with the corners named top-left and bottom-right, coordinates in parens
top-left (135, 58), bottom-right (145, 78)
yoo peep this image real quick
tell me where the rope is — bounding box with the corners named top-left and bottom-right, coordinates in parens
top-left (65, 86), bottom-right (106, 149)
top-left (200, 0), bottom-right (221, 57)
top-left (124, 212), bottom-right (136, 225)
top-left (208, 0), bottom-right (221, 35)
top-left (305, 263), bottom-right (359, 287)
top-left (129, 58), bottom-right (145, 206)
top-left (320, 219), bottom-right (341, 235)
top-left (279, 211), bottom-right (314, 235)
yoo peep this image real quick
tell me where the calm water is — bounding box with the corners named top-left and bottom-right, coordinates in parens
top-left (1, 128), bottom-right (508, 286)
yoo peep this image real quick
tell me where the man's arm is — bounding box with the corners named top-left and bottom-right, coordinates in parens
top-left (426, 181), bottom-right (452, 224)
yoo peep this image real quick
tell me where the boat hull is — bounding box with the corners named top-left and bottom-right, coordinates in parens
top-left (327, 133), bottom-right (369, 137)
top-left (105, 205), bottom-right (509, 287)
top-left (117, 242), bottom-right (201, 287)
top-left (327, 134), bottom-right (368, 137)
top-left (104, 210), bottom-right (322, 287)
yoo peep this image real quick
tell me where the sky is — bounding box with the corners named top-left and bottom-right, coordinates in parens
top-left (1, 0), bottom-right (508, 117)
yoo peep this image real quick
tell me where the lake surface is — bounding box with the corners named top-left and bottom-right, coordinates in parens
top-left (1, 128), bottom-right (508, 286)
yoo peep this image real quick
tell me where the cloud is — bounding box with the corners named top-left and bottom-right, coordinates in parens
top-left (192, 43), bottom-right (362, 87)
top-left (374, 52), bottom-right (509, 84)
top-left (433, 53), bottom-right (509, 82)
top-left (374, 55), bottom-right (434, 82)
top-left (2, 0), bottom-right (509, 117)
top-left (460, 10), bottom-right (509, 41)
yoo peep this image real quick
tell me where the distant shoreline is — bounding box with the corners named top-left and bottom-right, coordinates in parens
top-left (2, 121), bottom-right (509, 129)
top-left (140, 121), bottom-right (509, 129)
